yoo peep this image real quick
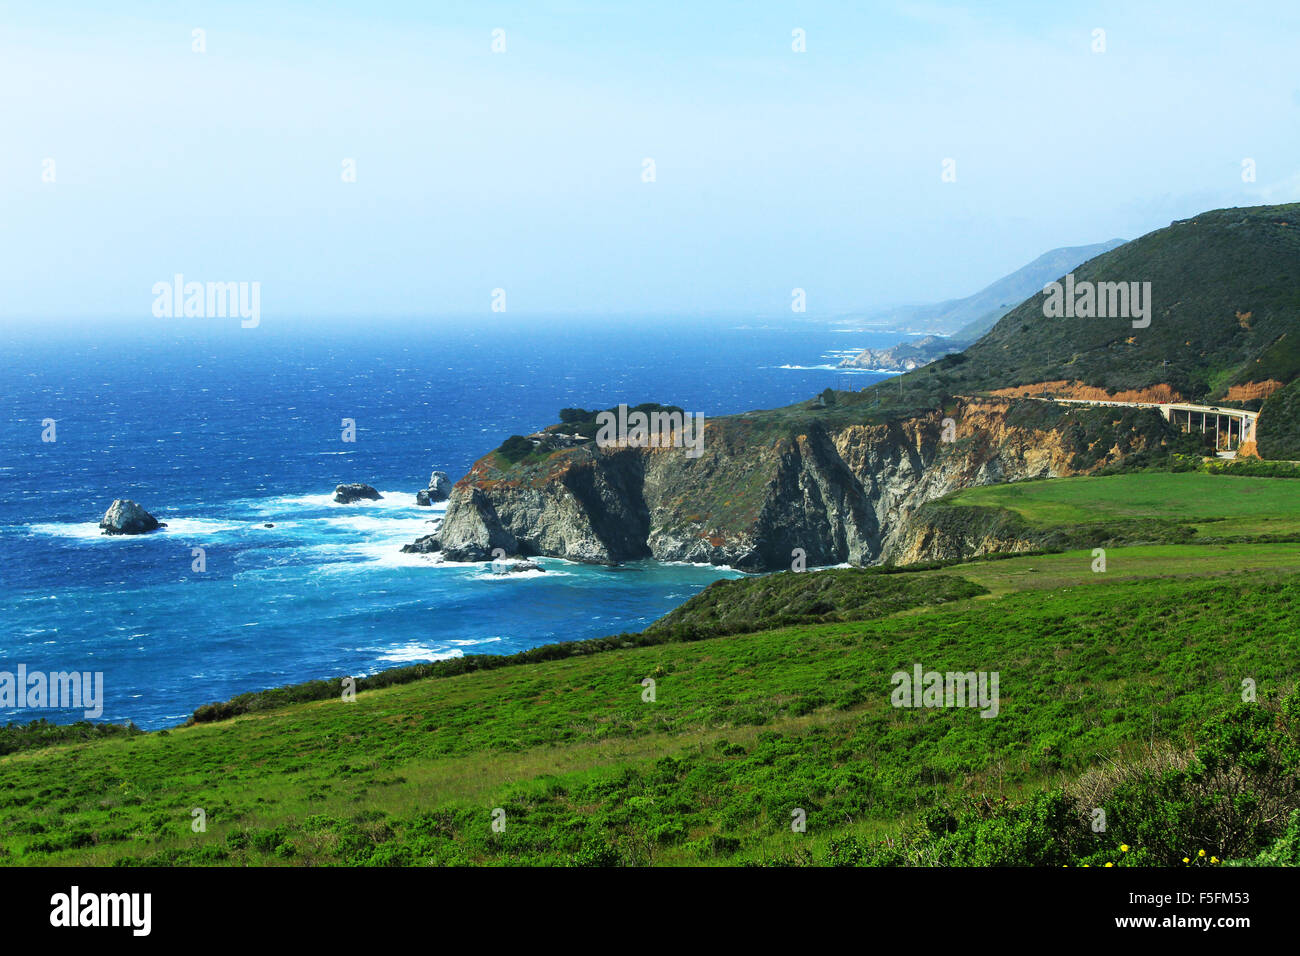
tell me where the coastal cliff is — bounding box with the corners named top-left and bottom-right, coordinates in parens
top-left (425, 397), bottom-right (1174, 571)
top-left (424, 204), bottom-right (1300, 572)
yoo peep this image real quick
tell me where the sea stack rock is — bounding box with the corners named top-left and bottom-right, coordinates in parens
top-left (416, 470), bottom-right (453, 506)
top-left (428, 470), bottom-right (453, 501)
top-left (99, 499), bottom-right (163, 535)
top-left (334, 483), bottom-right (383, 504)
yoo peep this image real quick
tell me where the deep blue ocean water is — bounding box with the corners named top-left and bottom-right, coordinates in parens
top-left (0, 316), bottom-right (897, 728)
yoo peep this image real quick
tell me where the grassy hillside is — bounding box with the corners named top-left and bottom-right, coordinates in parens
top-left (900, 470), bottom-right (1300, 578)
top-left (0, 566), bottom-right (1295, 867)
top-left (1259, 377), bottom-right (1300, 460)
top-left (3, 473), bottom-right (1300, 868)
top-left (942, 472), bottom-right (1300, 541)
top-left (947, 239), bottom-right (1128, 342)
top-left (645, 568), bottom-right (986, 637)
top-left (860, 204), bottom-right (1300, 417)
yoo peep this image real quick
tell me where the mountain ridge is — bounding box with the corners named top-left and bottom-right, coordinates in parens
top-left (838, 238), bottom-right (1127, 345)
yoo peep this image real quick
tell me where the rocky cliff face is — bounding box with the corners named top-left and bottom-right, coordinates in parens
top-left (832, 401), bottom-right (1084, 564)
top-left (838, 335), bottom-right (959, 371)
top-left (882, 502), bottom-right (1043, 565)
top-left (426, 398), bottom-right (1169, 571)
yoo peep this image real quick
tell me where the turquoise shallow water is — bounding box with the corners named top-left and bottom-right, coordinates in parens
top-left (0, 317), bottom-right (895, 728)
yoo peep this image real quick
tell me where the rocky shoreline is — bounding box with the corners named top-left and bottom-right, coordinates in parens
top-left (415, 397), bottom-right (1175, 572)
top-left (837, 334), bottom-right (959, 372)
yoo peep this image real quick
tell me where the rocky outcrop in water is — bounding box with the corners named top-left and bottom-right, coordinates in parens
top-left (429, 470), bottom-right (452, 500)
top-left (334, 483), bottom-right (382, 504)
top-left (494, 558), bottom-right (544, 574)
top-left (400, 533), bottom-right (441, 555)
top-left (423, 398), bottom-right (1174, 570)
top-left (100, 499), bottom-right (164, 535)
top-left (416, 470), bottom-right (452, 506)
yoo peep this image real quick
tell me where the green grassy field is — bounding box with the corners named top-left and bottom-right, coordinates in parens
top-left (4, 472), bottom-right (1300, 867)
top-left (926, 542), bottom-right (1300, 598)
top-left (944, 472), bottom-right (1300, 540)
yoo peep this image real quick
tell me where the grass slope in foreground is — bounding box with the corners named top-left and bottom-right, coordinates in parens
top-left (3, 475), bottom-right (1300, 866)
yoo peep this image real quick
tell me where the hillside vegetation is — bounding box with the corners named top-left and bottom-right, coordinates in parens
top-left (859, 203), bottom-right (1300, 419)
top-left (938, 471), bottom-right (1300, 543)
top-left (644, 569), bottom-right (986, 637)
top-left (1259, 377), bottom-right (1300, 460)
top-left (3, 472), bottom-right (1299, 868)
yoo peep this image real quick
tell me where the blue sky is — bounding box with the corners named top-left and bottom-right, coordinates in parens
top-left (2, 0), bottom-right (1298, 324)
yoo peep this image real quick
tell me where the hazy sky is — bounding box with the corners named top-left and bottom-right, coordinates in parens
top-left (3, 0), bottom-right (1298, 324)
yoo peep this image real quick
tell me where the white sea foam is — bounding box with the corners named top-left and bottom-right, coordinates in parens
top-left (27, 516), bottom-right (242, 540)
top-left (212, 488), bottom-right (450, 569)
top-left (253, 492), bottom-right (338, 510)
top-left (248, 490), bottom-right (444, 516)
top-left (310, 546), bottom-right (433, 571)
top-left (774, 363), bottom-right (883, 372)
top-left (371, 642), bottom-right (466, 664)
top-left (317, 515), bottom-right (428, 538)
top-left (415, 556), bottom-right (477, 567)
top-left (658, 559), bottom-right (746, 575)
top-left (155, 517), bottom-right (245, 535)
top-left (28, 521), bottom-right (109, 541)
top-left (476, 567), bottom-right (551, 580)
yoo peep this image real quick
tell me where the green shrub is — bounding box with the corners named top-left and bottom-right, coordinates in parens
top-left (0, 719), bottom-right (141, 756)
top-left (1244, 810), bottom-right (1300, 866)
top-left (571, 836), bottom-right (621, 867)
top-left (826, 688), bottom-right (1300, 866)
top-left (495, 434), bottom-right (536, 463)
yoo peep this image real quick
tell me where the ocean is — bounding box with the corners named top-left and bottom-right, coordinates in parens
top-left (0, 316), bottom-right (898, 728)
